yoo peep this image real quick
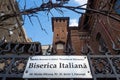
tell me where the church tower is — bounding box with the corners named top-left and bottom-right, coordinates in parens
top-left (52, 17), bottom-right (69, 55)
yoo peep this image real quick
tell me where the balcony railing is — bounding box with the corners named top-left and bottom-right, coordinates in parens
top-left (0, 54), bottom-right (120, 80)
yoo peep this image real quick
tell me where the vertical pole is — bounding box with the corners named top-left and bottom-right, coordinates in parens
top-left (87, 54), bottom-right (94, 80)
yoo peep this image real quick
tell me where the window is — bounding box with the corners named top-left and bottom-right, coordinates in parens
top-left (96, 33), bottom-right (108, 53)
top-left (96, 33), bottom-right (101, 41)
top-left (8, 28), bottom-right (13, 36)
top-left (0, 11), bottom-right (5, 16)
top-left (56, 34), bottom-right (59, 39)
top-left (114, 0), bottom-right (120, 14)
top-left (98, 38), bottom-right (108, 52)
top-left (56, 43), bottom-right (64, 49)
top-left (99, 1), bottom-right (105, 9)
top-left (7, 5), bottom-right (11, 10)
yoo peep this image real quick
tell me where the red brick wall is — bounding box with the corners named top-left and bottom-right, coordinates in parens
top-left (80, 0), bottom-right (120, 55)
top-left (52, 17), bottom-right (69, 55)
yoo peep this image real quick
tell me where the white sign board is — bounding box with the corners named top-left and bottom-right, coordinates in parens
top-left (23, 56), bottom-right (92, 78)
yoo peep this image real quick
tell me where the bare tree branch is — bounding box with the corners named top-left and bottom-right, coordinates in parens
top-left (0, 0), bottom-right (120, 25)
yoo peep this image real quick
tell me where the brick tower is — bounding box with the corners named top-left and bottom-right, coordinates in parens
top-left (52, 17), bottom-right (69, 55)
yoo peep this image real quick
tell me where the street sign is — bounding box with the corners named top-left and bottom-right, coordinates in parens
top-left (23, 56), bottom-right (92, 78)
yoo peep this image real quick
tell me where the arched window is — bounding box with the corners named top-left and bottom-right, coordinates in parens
top-left (55, 41), bottom-right (65, 50)
top-left (56, 43), bottom-right (64, 49)
top-left (57, 43), bottom-right (64, 49)
top-left (96, 33), bottom-right (101, 41)
top-left (96, 33), bottom-right (108, 53)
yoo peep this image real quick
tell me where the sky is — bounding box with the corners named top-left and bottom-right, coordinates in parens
top-left (17, 0), bottom-right (87, 45)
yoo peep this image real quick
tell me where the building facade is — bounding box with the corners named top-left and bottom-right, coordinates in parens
top-left (0, 1), bottom-right (42, 80)
top-left (0, 0), bottom-right (30, 42)
top-left (79, 0), bottom-right (120, 55)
